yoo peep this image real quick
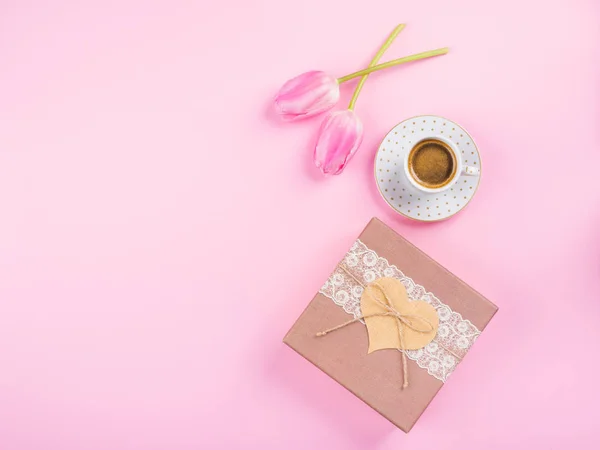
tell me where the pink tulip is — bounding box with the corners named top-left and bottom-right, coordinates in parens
top-left (274, 71), bottom-right (340, 120)
top-left (314, 110), bottom-right (363, 175)
top-left (274, 48), bottom-right (449, 122)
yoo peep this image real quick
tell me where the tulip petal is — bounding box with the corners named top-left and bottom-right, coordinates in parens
top-left (314, 110), bottom-right (363, 175)
top-left (274, 71), bottom-right (339, 120)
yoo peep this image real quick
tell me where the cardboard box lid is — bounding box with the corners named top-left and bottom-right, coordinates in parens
top-left (283, 217), bottom-right (498, 432)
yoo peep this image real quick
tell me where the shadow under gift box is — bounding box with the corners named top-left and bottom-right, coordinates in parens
top-left (283, 217), bottom-right (498, 432)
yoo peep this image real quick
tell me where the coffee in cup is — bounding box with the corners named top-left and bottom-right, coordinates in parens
top-left (407, 139), bottom-right (457, 190)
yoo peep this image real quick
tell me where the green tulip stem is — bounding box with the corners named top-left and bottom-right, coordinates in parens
top-left (338, 47), bottom-right (449, 85)
top-left (348, 23), bottom-right (405, 111)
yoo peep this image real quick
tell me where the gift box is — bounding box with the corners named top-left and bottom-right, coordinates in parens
top-left (283, 217), bottom-right (498, 432)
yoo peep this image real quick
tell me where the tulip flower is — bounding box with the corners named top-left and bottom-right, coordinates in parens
top-left (314, 110), bottom-right (363, 175)
top-left (274, 45), bottom-right (449, 121)
top-left (274, 71), bottom-right (340, 121)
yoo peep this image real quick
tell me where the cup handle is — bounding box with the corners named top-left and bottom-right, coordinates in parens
top-left (462, 165), bottom-right (480, 176)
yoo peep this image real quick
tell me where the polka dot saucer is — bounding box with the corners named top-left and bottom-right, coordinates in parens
top-left (374, 115), bottom-right (481, 222)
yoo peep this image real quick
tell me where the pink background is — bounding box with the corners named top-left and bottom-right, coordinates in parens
top-left (1, 1), bottom-right (599, 449)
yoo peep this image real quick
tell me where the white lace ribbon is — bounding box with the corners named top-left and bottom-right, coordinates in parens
top-left (319, 239), bottom-right (481, 382)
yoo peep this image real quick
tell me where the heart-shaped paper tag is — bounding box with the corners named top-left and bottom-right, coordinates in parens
top-left (361, 277), bottom-right (439, 354)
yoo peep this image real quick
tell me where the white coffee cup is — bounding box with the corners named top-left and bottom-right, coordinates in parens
top-left (403, 135), bottom-right (479, 194)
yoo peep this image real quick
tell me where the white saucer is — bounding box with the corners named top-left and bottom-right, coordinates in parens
top-left (374, 115), bottom-right (481, 222)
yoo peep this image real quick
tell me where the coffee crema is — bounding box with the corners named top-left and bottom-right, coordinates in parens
top-left (407, 139), bottom-right (457, 189)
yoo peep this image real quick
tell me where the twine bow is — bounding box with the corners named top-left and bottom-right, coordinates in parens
top-left (316, 265), bottom-right (435, 389)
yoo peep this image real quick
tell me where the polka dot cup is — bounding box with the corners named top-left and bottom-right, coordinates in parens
top-left (375, 115), bottom-right (482, 222)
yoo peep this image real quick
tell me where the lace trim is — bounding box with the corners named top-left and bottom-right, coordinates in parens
top-left (319, 239), bottom-right (480, 382)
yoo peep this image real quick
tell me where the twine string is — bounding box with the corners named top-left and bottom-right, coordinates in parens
top-left (316, 264), bottom-right (462, 388)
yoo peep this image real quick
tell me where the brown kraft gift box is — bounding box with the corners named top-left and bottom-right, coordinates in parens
top-left (283, 217), bottom-right (498, 432)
